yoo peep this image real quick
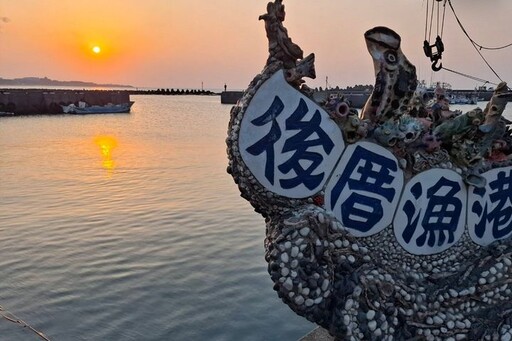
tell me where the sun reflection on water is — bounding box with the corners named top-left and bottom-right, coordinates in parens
top-left (94, 136), bottom-right (118, 175)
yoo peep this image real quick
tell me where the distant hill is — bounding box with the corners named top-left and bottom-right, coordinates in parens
top-left (0, 77), bottom-right (134, 88)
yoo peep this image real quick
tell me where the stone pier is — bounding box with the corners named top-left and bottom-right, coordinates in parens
top-left (0, 89), bottom-right (131, 115)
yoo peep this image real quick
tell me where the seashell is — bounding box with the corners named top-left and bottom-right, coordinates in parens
top-left (373, 121), bottom-right (401, 147)
top-left (464, 173), bottom-right (487, 188)
top-left (335, 102), bottom-right (350, 118)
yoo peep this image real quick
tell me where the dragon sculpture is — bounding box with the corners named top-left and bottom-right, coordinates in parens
top-left (226, 1), bottom-right (512, 340)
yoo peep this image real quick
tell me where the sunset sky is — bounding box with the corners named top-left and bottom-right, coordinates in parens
top-left (1, 0), bottom-right (512, 90)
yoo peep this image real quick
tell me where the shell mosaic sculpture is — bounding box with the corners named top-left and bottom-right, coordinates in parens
top-left (226, 1), bottom-right (512, 340)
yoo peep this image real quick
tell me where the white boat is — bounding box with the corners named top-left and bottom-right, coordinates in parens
top-left (448, 94), bottom-right (478, 105)
top-left (62, 101), bottom-right (134, 114)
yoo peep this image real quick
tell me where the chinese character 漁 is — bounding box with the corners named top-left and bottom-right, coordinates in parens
top-left (394, 169), bottom-right (466, 255)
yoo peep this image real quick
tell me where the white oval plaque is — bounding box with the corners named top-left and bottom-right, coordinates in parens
top-left (468, 166), bottom-right (512, 246)
top-left (239, 71), bottom-right (345, 198)
top-left (394, 169), bottom-right (466, 255)
top-left (325, 141), bottom-right (403, 237)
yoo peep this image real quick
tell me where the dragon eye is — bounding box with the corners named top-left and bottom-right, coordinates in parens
top-left (385, 51), bottom-right (397, 64)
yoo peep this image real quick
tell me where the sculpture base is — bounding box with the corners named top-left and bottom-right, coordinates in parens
top-left (299, 327), bottom-right (334, 341)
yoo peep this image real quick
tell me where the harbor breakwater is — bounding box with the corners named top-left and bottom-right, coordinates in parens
top-left (219, 90), bottom-right (371, 107)
top-left (0, 88), bottom-right (220, 115)
top-left (219, 89), bottom-right (496, 106)
top-left (0, 89), bottom-right (131, 115)
top-left (128, 88), bottom-right (215, 96)
top-left (1, 88), bottom-right (495, 115)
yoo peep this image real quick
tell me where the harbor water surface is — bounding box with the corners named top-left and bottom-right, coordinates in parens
top-left (0, 95), bottom-right (315, 340)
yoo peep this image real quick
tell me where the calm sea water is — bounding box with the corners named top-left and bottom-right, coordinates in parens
top-left (0, 95), bottom-right (314, 341)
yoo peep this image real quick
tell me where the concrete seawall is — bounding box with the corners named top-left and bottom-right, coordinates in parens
top-left (221, 91), bottom-right (244, 105)
top-left (0, 89), bottom-right (131, 115)
top-left (220, 89), bottom-right (495, 107)
top-left (220, 90), bottom-right (371, 108)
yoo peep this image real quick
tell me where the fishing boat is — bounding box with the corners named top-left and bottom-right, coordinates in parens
top-left (448, 93), bottom-right (478, 105)
top-left (62, 101), bottom-right (134, 114)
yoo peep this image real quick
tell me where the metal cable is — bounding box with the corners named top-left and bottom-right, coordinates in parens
top-left (436, 0), bottom-right (441, 37)
top-left (448, 0), bottom-right (512, 51)
top-left (428, 0), bottom-right (435, 42)
top-left (424, 0), bottom-right (429, 41)
top-left (440, 0), bottom-right (447, 38)
top-left (441, 66), bottom-right (498, 86)
top-left (447, 0), bottom-right (505, 82)
top-left (0, 305), bottom-right (51, 341)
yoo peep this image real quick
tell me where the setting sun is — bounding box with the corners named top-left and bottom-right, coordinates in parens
top-left (92, 46), bottom-right (101, 54)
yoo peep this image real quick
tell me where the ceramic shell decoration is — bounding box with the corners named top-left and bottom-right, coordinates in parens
top-left (226, 1), bottom-right (512, 339)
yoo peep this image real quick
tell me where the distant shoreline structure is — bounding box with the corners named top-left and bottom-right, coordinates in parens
top-left (128, 88), bottom-right (216, 96)
top-left (0, 76), bottom-right (134, 89)
top-left (220, 88), bottom-right (497, 106)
